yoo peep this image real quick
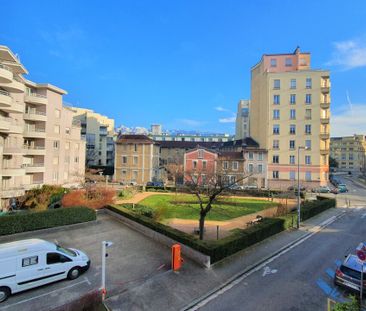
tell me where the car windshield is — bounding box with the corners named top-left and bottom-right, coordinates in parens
top-left (56, 244), bottom-right (77, 257)
top-left (340, 265), bottom-right (365, 280)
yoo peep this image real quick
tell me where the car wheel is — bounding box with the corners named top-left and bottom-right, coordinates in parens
top-left (67, 267), bottom-right (80, 280)
top-left (0, 287), bottom-right (10, 303)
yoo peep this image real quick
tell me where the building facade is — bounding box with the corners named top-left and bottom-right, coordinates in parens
top-left (71, 108), bottom-right (115, 169)
top-left (330, 135), bottom-right (366, 174)
top-left (235, 99), bottom-right (250, 140)
top-left (114, 135), bottom-right (160, 185)
top-left (249, 47), bottom-right (330, 189)
top-left (184, 148), bottom-right (217, 185)
top-left (0, 45), bottom-right (85, 209)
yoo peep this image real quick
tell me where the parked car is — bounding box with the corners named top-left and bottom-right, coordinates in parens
top-left (0, 239), bottom-right (90, 302)
top-left (334, 254), bottom-right (366, 293)
top-left (338, 184), bottom-right (349, 193)
top-left (242, 184), bottom-right (258, 190)
top-left (146, 181), bottom-right (164, 187)
top-left (228, 184), bottom-right (244, 190)
top-left (312, 186), bottom-right (331, 193)
top-left (288, 185), bottom-right (306, 192)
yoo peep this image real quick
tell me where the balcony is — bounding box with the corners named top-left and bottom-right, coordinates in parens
top-left (0, 64), bottom-right (13, 84)
top-left (320, 117), bottom-right (330, 124)
top-left (24, 93), bottom-right (48, 105)
top-left (23, 127), bottom-right (46, 138)
top-left (320, 149), bottom-right (329, 155)
top-left (3, 146), bottom-right (25, 155)
top-left (22, 181), bottom-right (43, 191)
top-left (1, 166), bottom-right (26, 176)
top-left (0, 187), bottom-right (25, 199)
top-left (24, 110), bottom-right (47, 122)
top-left (0, 99), bottom-right (24, 114)
top-left (8, 122), bottom-right (23, 134)
top-left (23, 145), bottom-right (46, 155)
top-left (24, 163), bottom-right (46, 173)
top-left (320, 101), bottom-right (330, 109)
top-left (0, 90), bottom-right (12, 108)
top-left (0, 116), bottom-right (11, 132)
top-left (320, 132), bottom-right (330, 140)
top-left (0, 77), bottom-right (25, 93)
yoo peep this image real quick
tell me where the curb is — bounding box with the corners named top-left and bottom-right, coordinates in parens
top-left (180, 210), bottom-right (347, 311)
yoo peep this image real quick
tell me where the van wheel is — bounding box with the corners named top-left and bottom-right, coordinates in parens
top-left (0, 287), bottom-right (10, 303)
top-left (67, 267), bottom-right (80, 280)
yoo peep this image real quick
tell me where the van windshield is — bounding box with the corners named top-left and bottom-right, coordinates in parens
top-left (56, 245), bottom-right (77, 257)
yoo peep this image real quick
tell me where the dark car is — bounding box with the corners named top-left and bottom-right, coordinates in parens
top-left (334, 254), bottom-right (366, 293)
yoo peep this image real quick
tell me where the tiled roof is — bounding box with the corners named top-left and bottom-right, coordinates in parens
top-left (221, 137), bottom-right (259, 148)
top-left (116, 134), bottom-right (154, 144)
top-left (158, 141), bottom-right (223, 149)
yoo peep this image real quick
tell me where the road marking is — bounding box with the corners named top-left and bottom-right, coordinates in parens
top-left (335, 259), bottom-right (342, 267)
top-left (0, 278), bottom-right (90, 310)
top-left (183, 212), bottom-right (346, 311)
top-left (325, 268), bottom-right (335, 278)
top-left (316, 278), bottom-right (340, 300)
top-left (262, 266), bottom-right (277, 277)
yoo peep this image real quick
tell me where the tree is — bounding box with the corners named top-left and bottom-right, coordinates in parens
top-left (329, 156), bottom-right (339, 168)
top-left (332, 295), bottom-right (359, 311)
top-left (184, 160), bottom-right (251, 240)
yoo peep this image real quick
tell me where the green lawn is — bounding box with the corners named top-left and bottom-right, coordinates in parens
top-left (132, 194), bottom-right (277, 221)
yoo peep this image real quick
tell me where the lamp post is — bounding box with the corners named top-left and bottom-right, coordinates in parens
top-left (297, 146), bottom-right (308, 229)
top-left (101, 241), bottom-right (113, 301)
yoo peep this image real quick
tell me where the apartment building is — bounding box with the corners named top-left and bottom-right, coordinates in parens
top-left (114, 135), bottom-right (160, 185)
top-left (184, 148), bottom-right (217, 185)
top-left (235, 99), bottom-right (250, 140)
top-left (0, 45), bottom-right (85, 209)
top-left (249, 47), bottom-right (330, 189)
top-left (71, 108), bottom-right (115, 169)
top-left (330, 135), bottom-right (366, 173)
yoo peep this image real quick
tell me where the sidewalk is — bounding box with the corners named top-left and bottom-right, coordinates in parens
top-left (105, 207), bottom-right (346, 311)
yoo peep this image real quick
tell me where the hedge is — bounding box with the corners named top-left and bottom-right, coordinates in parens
top-left (0, 207), bottom-right (96, 236)
top-left (108, 205), bottom-right (287, 263)
top-left (301, 198), bottom-right (336, 221)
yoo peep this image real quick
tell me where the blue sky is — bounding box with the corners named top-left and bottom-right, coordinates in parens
top-left (2, 0), bottom-right (366, 135)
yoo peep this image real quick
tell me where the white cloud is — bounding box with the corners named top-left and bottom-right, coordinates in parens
top-left (327, 37), bottom-right (366, 70)
top-left (331, 104), bottom-right (366, 136)
top-left (219, 117), bottom-right (236, 123)
top-left (215, 106), bottom-right (229, 112)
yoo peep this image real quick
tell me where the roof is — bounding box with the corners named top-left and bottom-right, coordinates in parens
top-left (218, 151), bottom-right (244, 159)
top-left (0, 239), bottom-right (55, 258)
top-left (344, 254), bottom-right (366, 272)
top-left (221, 137), bottom-right (259, 148)
top-left (158, 141), bottom-right (223, 149)
top-left (116, 134), bottom-right (154, 144)
top-left (25, 79), bottom-right (67, 95)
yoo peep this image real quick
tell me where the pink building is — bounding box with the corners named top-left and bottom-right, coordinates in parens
top-left (184, 148), bottom-right (217, 185)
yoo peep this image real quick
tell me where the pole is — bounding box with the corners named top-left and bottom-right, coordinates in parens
top-left (101, 241), bottom-right (106, 301)
top-left (297, 147), bottom-right (301, 229)
top-left (361, 261), bottom-right (364, 308)
top-left (216, 225), bottom-right (219, 240)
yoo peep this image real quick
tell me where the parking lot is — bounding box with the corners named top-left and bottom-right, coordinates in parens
top-left (0, 212), bottom-right (172, 311)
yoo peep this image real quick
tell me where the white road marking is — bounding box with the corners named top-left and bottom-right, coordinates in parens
top-left (185, 212), bottom-right (346, 311)
top-left (262, 266), bottom-right (277, 277)
top-left (0, 278), bottom-right (90, 310)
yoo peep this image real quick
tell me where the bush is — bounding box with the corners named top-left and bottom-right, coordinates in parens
top-left (332, 296), bottom-right (359, 311)
top-left (0, 207), bottom-right (96, 236)
top-left (301, 198), bottom-right (336, 221)
top-left (145, 186), bottom-right (176, 192)
top-left (62, 187), bottom-right (115, 209)
top-left (118, 188), bottom-right (135, 199)
top-left (19, 185), bottom-right (66, 211)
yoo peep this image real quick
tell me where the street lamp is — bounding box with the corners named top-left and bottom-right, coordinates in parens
top-left (297, 146), bottom-right (309, 229)
top-left (101, 241), bottom-right (113, 301)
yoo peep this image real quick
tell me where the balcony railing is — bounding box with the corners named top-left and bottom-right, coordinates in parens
top-left (24, 127), bottom-right (46, 132)
top-left (23, 163), bottom-right (45, 168)
top-left (27, 92), bottom-right (47, 99)
top-left (0, 64), bottom-right (11, 71)
top-left (25, 109), bottom-right (46, 116)
top-left (23, 145), bottom-right (45, 150)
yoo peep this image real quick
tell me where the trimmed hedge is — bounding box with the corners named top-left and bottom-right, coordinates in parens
top-left (301, 198), bottom-right (336, 221)
top-left (108, 205), bottom-right (286, 263)
top-left (0, 207), bottom-right (96, 236)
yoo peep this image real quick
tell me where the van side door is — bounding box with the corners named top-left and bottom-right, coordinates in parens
top-left (44, 252), bottom-right (73, 281)
top-left (16, 253), bottom-right (46, 292)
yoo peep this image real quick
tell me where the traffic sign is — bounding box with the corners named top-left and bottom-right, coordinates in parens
top-left (356, 242), bottom-right (366, 262)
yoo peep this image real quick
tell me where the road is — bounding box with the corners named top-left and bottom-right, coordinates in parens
top-left (195, 179), bottom-right (366, 311)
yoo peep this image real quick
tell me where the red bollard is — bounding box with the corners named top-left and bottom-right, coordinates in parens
top-left (171, 244), bottom-right (183, 271)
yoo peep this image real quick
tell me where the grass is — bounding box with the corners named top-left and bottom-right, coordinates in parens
top-left (133, 194), bottom-right (277, 221)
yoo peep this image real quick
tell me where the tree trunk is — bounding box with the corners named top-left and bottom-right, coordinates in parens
top-left (199, 211), bottom-right (206, 240)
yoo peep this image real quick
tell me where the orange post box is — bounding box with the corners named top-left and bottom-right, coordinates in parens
top-left (171, 244), bottom-right (183, 271)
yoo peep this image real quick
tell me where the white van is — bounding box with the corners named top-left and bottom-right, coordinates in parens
top-left (0, 239), bottom-right (90, 302)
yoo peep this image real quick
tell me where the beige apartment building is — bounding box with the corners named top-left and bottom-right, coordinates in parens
top-left (71, 107), bottom-right (115, 168)
top-left (0, 45), bottom-right (85, 209)
top-left (115, 135), bottom-right (160, 185)
top-left (235, 99), bottom-right (250, 140)
top-left (250, 47), bottom-right (330, 189)
top-left (330, 135), bottom-right (366, 174)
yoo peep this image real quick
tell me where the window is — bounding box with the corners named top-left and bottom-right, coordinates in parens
top-left (65, 127), bottom-right (70, 135)
top-left (122, 156), bottom-right (127, 164)
top-left (53, 140), bottom-right (60, 150)
top-left (290, 124), bottom-right (296, 135)
top-left (193, 160), bottom-right (198, 169)
top-left (290, 109), bottom-right (296, 120)
top-left (289, 171), bottom-right (296, 180)
top-left (201, 175), bottom-right (207, 184)
top-left (270, 58), bottom-right (277, 67)
top-left (272, 171), bottom-right (279, 179)
top-left (232, 161), bottom-right (239, 170)
top-left (55, 109), bottom-right (61, 118)
top-left (273, 79), bottom-right (280, 89)
top-left (273, 109), bottom-right (280, 119)
top-left (133, 156), bottom-right (138, 165)
top-left (258, 152), bottom-right (263, 161)
top-left (22, 256), bottom-right (38, 267)
top-left (290, 94), bottom-right (296, 104)
top-left (290, 79), bottom-right (296, 89)
top-left (273, 140), bottom-right (279, 149)
top-left (272, 155), bottom-right (279, 163)
top-left (258, 164), bottom-right (263, 173)
top-left (289, 140), bottom-right (295, 149)
top-left (65, 142), bottom-right (70, 150)
top-left (133, 171), bottom-right (138, 180)
top-left (248, 152), bottom-right (254, 160)
top-left (305, 140), bottom-right (312, 149)
top-left (305, 155), bottom-right (311, 165)
top-left (134, 144), bottom-right (138, 152)
top-left (248, 164), bottom-right (254, 173)
top-left (285, 58), bottom-right (293, 67)
top-left (122, 170), bottom-right (127, 176)
top-left (289, 155), bottom-right (295, 164)
top-left (198, 149), bottom-right (204, 159)
top-left (305, 109), bottom-right (312, 120)
top-left (47, 253), bottom-right (71, 265)
top-left (53, 171), bottom-right (58, 181)
top-left (53, 156), bottom-right (59, 165)
top-left (305, 171), bottom-right (311, 181)
top-left (202, 161), bottom-right (207, 170)
top-left (306, 78), bottom-right (312, 89)
top-left (305, 94), bottom-right (312, 104)
top-left (349, 153), bottom-right (354, 160)
top-left (305, 124), bottom-right (312, 134)
top-left (54, 125), bottom-right (60, 134)
top-left (273, 125), bottom-right (280, 135)
top-left (273, 95), bottom-right (280, 105)
top-left (300, 58), bottom-right (307, 66)
top-left (74, 156), bottom-right (79, 163)
top-left (223, 161), bottom-right (229, 170)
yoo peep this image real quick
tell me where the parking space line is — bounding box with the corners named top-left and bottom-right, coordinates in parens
top-left (325, 268), bottom-right (335, 278)
top-left (0, 278), bottom-right (90, 310)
